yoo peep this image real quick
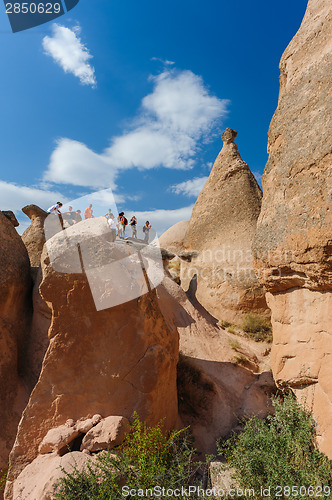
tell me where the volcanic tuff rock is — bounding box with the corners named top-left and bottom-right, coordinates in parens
top-left (21, 204), bottom-right (48, 266)
top-left (6, 217), bottom-right (178, 497)
top-left (158, 220), bottom-right (189, 254)
top-left (157, 276), bottom-right (275, 454)
top-left (253, 0), bottom-right (332, 458)
top-left (182, 129), bottom-right (268, 323)
top-left (0, 211), bottom-right (31, 476)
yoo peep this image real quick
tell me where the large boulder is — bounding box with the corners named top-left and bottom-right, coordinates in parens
top-left (158, 220), bottom-right (189, 254)
top-left (182, 129), bottom-right (268, 323)
top-left (21, 205), bottom-right (48, 267)
top-left (253, 0), bottom-right (332, 458)
top-left (0, 211), bottom-right (31, 473)
top-left (6, 217), bottom-right (178, 496)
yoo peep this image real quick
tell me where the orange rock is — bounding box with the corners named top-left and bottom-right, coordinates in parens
top-left (182, 129), bottom-right (268, 323)
top-left (0, 211), bottom-right (31, 472)
top-left (253, 0), bottom-right (332, 458)
top-left (6, 218), bottom-right (178, 497)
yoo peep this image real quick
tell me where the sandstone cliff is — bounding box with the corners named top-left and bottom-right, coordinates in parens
top-left (6, 217), bottom-right (179, 496)
top-left (0, 212), bottom-right (31, 474)
top-left (253, 0), bottom-right (332, 458)
top-left (182, 128), bottom-right (268, 323)
top-left (21, 205), bottom-right (48, 267)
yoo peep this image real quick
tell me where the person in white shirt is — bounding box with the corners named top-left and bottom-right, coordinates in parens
top-left (47, 202), bottom-right (63, 215)
top-left (107, 214), bottom-right (118, 242)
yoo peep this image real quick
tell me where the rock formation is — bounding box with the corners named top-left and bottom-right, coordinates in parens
top-left (0, 211), bottom-right (31, 474)
top-left (157, 275), bottom-right (275, 454)
top-left (182, 129), bottom-right (268, 324)
top-left (253, 0), bottom-right (332, 458)
top-left (21, 204), bottom-right (48, 267)
top-left (6, 217), bottom-right (179, 497)
top-left (158, 220), bottom-right (189, 254)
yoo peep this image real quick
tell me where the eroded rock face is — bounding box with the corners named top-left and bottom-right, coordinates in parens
top-left (0, 211), bottom-right (31, 473)
top-left (158, 220), bottom-right (189, 255)
top-left (182, 129), bottom-right (268, 324)
top-left (157, 276), bottom-right (275, 454)
top-left (21, 205), bottom-right (48, 267)
top-left (6, 218), bottom-right (178, 495)
top-left (12, 452), bottom-right (98, 500)
top-left (253, 0), bottom-right (332, 458)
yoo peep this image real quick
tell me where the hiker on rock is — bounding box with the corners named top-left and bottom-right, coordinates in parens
top-left (129, 216), bottom-right (137, 239)
top-left (143, 221), bottom-right (151, 244)
top-left (84, 204), bottom-right (93, 219)
top-left (47, 202), bottom-right (63, 215)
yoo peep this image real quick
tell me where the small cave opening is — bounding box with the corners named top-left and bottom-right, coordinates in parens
top-left (59, 433), bottom-right (85, 456)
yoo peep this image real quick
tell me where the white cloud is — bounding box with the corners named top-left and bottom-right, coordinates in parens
top-left (151, 57), bottom-right (175, 66)
top-left (44, 69), bottom-right (229, 188)
top-left (0, 180), bottom-right (66, 213)
top-left (42, 24), bottom-right (96, 87)
top-left (171, 176), bottom-right (208, 197)
top-left (0, 180), bottom-right (67, 234)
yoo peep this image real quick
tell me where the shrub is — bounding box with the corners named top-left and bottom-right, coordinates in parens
top-left (0, 465), bottom-right (9, 492)
top-left (218, 393), bottom-right (332, 499)
top-left (242, 313), bottom-right (272, 343)
top-left (52, 413), bottom-right (211, 499)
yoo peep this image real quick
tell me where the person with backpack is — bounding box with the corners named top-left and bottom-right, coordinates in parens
top-left (143, 221), bottom-right (151, 243)
top-left (129, 216), bottom-right (137, 239)
top-left (117, 212), bottom-right (128, 238)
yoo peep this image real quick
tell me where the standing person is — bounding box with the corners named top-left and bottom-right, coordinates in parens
top-left (84, 204), bottom-right (93, 219)
top-left (129, 216), bottom-right (137, 239)
top-left (74, 210), bottom-right (82, 223)
top-left (63, 206), bottom-right (76, 226)
top-left (118, 212), bottom-right (128, 238)
top-left (143, 221), bottom-right (151, 244)
top-left (105, 208), bottom-right (114, 220)
top-left (107, 214), bottom-right (117, 242)
top-left (47, 201), bottom-right (63, 215)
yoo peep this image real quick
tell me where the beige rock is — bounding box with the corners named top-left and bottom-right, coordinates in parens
top-left (158, 220), bottom-right (189, 254)
top-left (6, 218), bottom-right (178, 495)
top-left (0, 211), bottom-right (31, 472)
top-left (157, 276), bottom-right (274, 454)
top-left (182, 129), bottom-right (268, 324)
top-left (12, 452), bottom-right (96, 500)
top-left (81, 416), bottom-right (130, 452)
top-left (253, 0), bottom-right (332, 458)
top-left (21, 205), bottom-right (48, 267)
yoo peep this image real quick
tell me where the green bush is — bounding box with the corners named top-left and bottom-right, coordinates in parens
top-left (218, 394), bottom-right (332, 499)
top-left (52, 413), bottom-right (211, 499)
top-left (0, 465), bottom-right (9, 492)
top-left (242, 313), bottom-right (272, 343)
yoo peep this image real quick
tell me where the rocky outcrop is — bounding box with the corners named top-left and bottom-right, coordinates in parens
top-left (21, 205), bottom-right (48, 267)
top-left (253, 0), bottom-right (332, 458)
top-left (12, 452), bottom-right (100, 500)
top-left (6, 217), bottom-right (178, 496)
top-left (157, 276), bottom-right (275, 454)
top-left (158, 220), bottom-right (189, 254)
top-left (0, 211), bottom-right (31, 473)
top-left (182, 129), bottom-right (268, 324)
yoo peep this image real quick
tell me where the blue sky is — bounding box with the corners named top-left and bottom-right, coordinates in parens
top-left (0, 0), bottom-right (307, 234)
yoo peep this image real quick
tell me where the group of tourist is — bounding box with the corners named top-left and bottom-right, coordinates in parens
top-left (47, 202), bottom-right (152, 243)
